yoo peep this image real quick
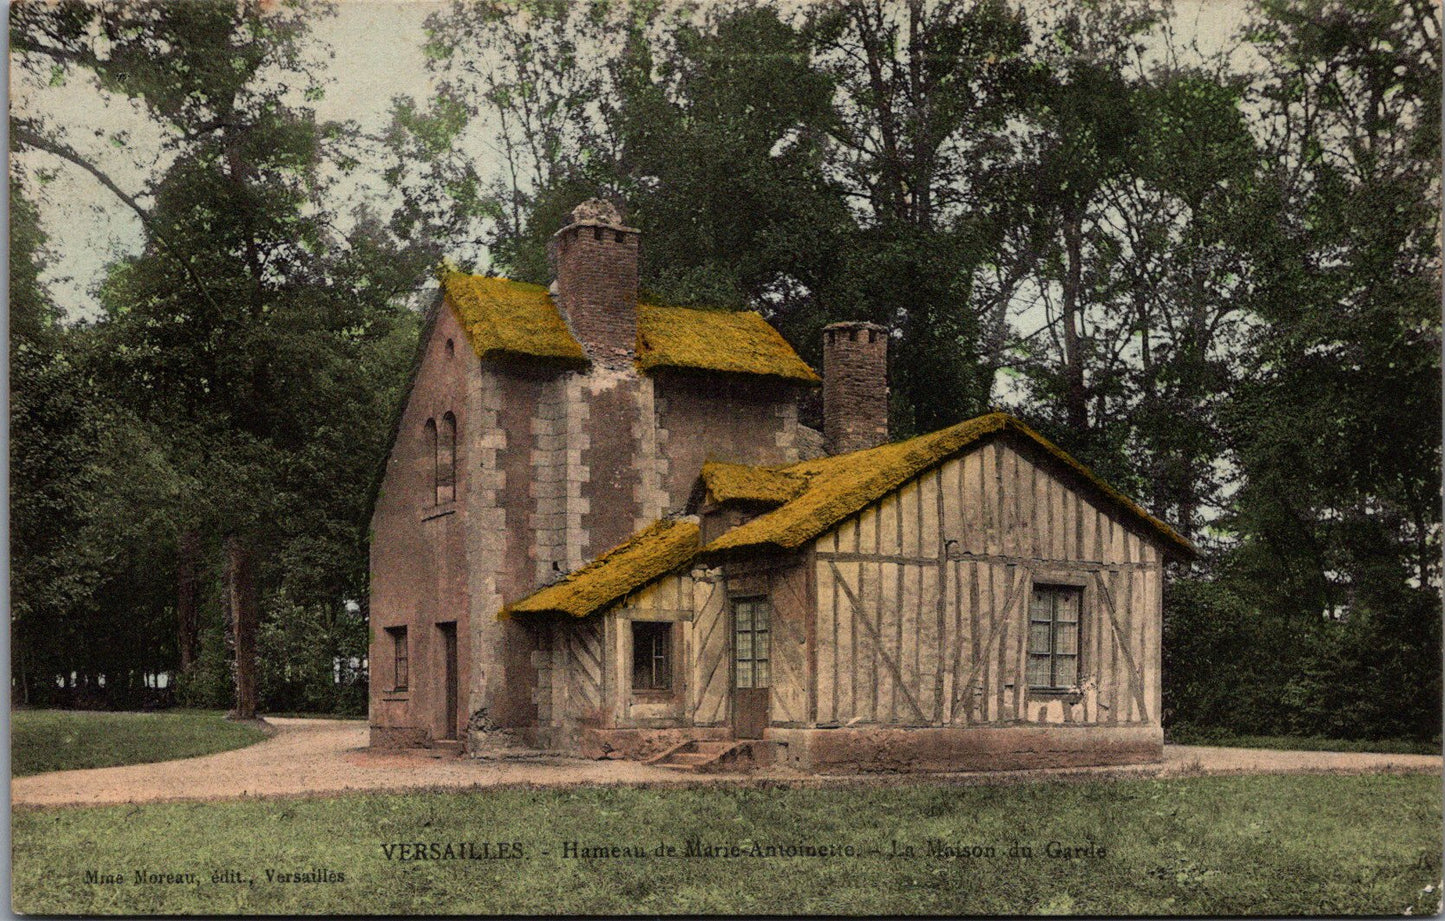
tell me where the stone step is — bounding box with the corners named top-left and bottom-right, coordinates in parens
top-left (690, 741), bottom-right (735, 756)
top-left (666, 752), bottom-right (720, 766)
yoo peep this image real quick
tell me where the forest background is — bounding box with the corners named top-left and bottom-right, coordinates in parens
top-left (9, 0), bottom-right (1441, 743)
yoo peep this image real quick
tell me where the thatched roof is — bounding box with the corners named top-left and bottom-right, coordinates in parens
top-left (500, 519), bottom-right (701, 619)
top-left (702, 413), bottom-right (1196, 561)
top-left (699, 461), bottom-right (806, 506)
top-left (636, 304), bottom-right (820, 383)
top-left (441, 274), bottom-right (816, 383)
top-left (443, 274), bottom-right (589, 368)
top-left (504, 413), bottom-right (1194, 621)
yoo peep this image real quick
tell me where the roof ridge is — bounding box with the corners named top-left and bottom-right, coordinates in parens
top-left (701, 412), bottom-right (1194, 560)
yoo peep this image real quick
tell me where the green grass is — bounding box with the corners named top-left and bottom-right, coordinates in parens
top-left (11, 774), bottom-right (1442, 915)
top-left (1167, 728), bottom-right (1442, 756)
top-left (10, 709), bottom-right (270, 777)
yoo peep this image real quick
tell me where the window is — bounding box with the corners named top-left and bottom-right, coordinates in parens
top-left (1028, 585), bottom-right (1081, 690)
top-left (424, 414), bottom-right (457, 506)
top-left (437, 412), bottom-right (457, 504)
top-left (733, 598), bottom-right (771, 689)
top-left (423, 418), bottom-right (437, 503)
top-left (631, 622), bottom-right (671, 691)
top-left (387, 626), bottom-right (409, 691)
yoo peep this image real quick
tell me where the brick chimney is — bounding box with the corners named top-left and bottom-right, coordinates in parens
top-left (550, 199), bottom-right (639, 368)
top-left (823, 321), bottom-right (889, 455)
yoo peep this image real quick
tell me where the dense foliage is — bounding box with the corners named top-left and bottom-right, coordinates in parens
top-left (11, 0), bottom-right (1440, 739)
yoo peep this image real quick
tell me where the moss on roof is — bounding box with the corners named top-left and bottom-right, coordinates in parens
top-left (501, 519), bottom-right (701, 619)
top-left (700, 461), bottom-right (807, 506)
top-left (637, 304), bottom-right (820, 384)
top-left (441, 275), bottom-right (815, 382)
top-left (702, 413), bottom-right (1196, 560)
top-left (443, 273), bottom-right (588, 367)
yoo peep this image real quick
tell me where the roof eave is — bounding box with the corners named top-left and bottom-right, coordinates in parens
top-left (636, 360), bottom-right (821, 387)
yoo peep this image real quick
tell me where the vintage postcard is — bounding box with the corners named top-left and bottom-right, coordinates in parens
top-left (9, 0), bottom-right (1442, 915)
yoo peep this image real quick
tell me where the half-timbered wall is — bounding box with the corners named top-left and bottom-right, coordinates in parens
top-left (540, 569), bottom-right (731, 732)
top-left (813, 435), bottom-right (1164, 729)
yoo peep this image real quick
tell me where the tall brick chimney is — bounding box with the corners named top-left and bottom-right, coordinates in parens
top-left (823, 321), bottom-right (889, 455)
top-left (550, 199), bottom-right (639, 368)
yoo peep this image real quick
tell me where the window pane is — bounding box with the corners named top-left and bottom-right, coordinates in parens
top-left (1055, 621), bottom-right (1078, 655)
top-left (1055, 655), bottom-right (1078, 686)
top-left (1057, 590), bottom-right (1080, 622)
top-left (754, 660), bottom-right (770, 688)
top-left (735, 630), bottom-right (752, 660)
top-left (736, 604), bottom-right (752, 632)
top-left (753, 603), bottom-right (770, 631)
top-left (736, 660), bottom-right (752, 689)
top-left (1029, 623), bottom-right (1052, 654)
top-left (1027, 655), bottom-right (1052, 688)
top-left (632, 623), bottom-right (671, 690)
top-left (1030, 590), bottom-right (1052, 619)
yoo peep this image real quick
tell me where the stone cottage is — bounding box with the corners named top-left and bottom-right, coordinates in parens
top-left (367, 199), bottom-right (1194, 772)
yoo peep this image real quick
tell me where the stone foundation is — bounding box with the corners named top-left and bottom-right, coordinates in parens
top-left (765, 724), bottom-right (1163, 773)
top-left (369, 725), bottom-right (430, 750)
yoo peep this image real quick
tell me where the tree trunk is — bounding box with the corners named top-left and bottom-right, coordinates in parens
top-left (1061, 212), bottom-right (1088, 432)
top-left (177, 528), bottom-right (201, 674)
top-left (226, 535), bottom-right (259, 720)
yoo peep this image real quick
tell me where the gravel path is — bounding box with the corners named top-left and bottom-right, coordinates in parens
top-left (11, 718), bottom-right (1440, 808)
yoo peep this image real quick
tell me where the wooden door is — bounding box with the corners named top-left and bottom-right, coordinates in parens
top-left (439, 622), bottom-right (458, 740)
top-left (732, 599), bottom-right (771, 738)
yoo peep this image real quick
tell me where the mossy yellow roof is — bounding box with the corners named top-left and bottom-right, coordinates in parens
top-left (443, 273), bottom-right (588, 367)
top-left (501, 519), bottom-right (701, 619)
top-left (637, 304), bottom-right (820, 383)
top-left (441, 274), bottom-right (817, 382)
top-left (702, 413), bottom-right (1196, 560)
top-left (700, 461), bottom-right (807, 506)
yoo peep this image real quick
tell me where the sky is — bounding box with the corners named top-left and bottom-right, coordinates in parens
top-left (10, 0), bottom-right (1252, 322)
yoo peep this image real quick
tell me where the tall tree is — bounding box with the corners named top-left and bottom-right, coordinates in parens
top-left (12, 0), bottom-right (428, 711)
top-left (1222, 0), bottom-right (1441, 737)
top-left (807, 0), bottom-right (1033, 433)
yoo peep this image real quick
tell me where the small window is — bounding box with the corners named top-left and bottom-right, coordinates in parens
top-left (437, 412), bottom-right (457, 504)
top-left (445, 338), bottom-right (455, 358)
top-left (1028, 585), bottom-right (1081, 691)
top-left (387, 626), bottom-right (409, 692)
top-left (631, 622), bottom-right (672, 691)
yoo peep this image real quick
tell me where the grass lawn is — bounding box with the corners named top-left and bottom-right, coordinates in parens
top-left (11, 774), bottom-right (1442, 915)
top-left (10, 709), bottom-right (270, 777)
top-left (1167, 729), bottom-right (1441, 756)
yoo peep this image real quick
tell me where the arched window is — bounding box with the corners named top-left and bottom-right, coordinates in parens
top-left (437, 412), bottom-right (457, 504)
top-left (424, 418), bottom-right (438, 505)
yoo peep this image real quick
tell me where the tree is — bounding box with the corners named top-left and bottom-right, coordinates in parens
top-left (1221, 0), bottom-right (1441, 738)
top-left (11, 0), bottom-right (429, 712)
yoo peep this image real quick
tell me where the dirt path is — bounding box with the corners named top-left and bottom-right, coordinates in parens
top-left (11, 718), bottom-right (1440, 808)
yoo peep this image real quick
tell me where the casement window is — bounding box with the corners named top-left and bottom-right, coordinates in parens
top-left (733, 598), bottom-right (772, 689)
top-left (387, 626), bottom-right (409, 691)
top-left (1027, 585), bottom-right (1081, 691)
top-left (631, 622), bottom-right (672, 691)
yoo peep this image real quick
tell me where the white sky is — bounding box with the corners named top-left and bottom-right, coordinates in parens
top-left (10, 0), bottom-right (1251, 322)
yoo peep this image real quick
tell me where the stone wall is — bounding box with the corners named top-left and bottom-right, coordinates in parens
top-left (368, 303), bottom-right (473, 746)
